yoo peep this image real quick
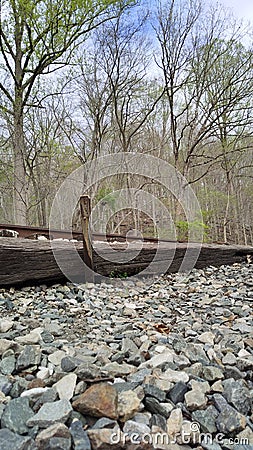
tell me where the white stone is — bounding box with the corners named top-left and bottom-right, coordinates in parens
top-left (113, 378), bottom-right (125, 384)
top-left (37, 367), bottom-right (50, 380)
top-left (145, 377), bottom-right (173, 392)
top-left (61, 346), bottom-right (76, 357)
top-left (222, 352), bottom-right (237, 365)
top-left (15, 329), bottom-right (43, 344)
top-left (21, 297), bottom-right (35, 306)
top-left (0, 320), bottom-right (14, 333)
top-left (198, 332), bottom-right (215, 345)
top-left (167, 408), bottom-right (183, 439)
top-left (238, 349), bottom-right (251, 358)
top-left (139, 335), bottom-right (149, 343)
top-left (162, 368), bottom-right (189, 383)
top-left (141, 350), bottom-right (174, 369)
top-left (154, 345), bottom-right (167, 353)
top-left (173, 354), bottom-right (191, 369)
top-left (53, 373), bottom-right (77, 400)
top-left (211, 380), bottom-right (223, 392)
top-left (45, 322), bottom-right (63, 336)
top-left (37, 235), bottom-right (47, 241)
top-left (0, 392), bottom-right (7, 403)
top-left (206, 348), bottom-right (218, 361)
top-left (189, 380), bottom-right (210, 394)
top-left (0, 339), bottom-right (16, 355)
top-left (117, 390), bottom-right (141, 421)
top-left (139, 340), bottom-right (150, 352)
top-left (47, 363), bottom-right (55, 374)
top-left (21, 387), bottom-right (49, 398)
top-left (124, 302), bottom-right (136, 309)
top-left (48, 350), bottom-right (66, 366)
top-left (184, 389), bottom-right (207, 411)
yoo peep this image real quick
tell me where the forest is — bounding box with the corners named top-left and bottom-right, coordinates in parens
top-left (0, 0), bottom-right (253, 245)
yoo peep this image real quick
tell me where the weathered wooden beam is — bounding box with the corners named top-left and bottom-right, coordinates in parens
top-left (0, 238), bottom-right (84, 287)
top-left (93, 242), bottom-right (253, 276)
top-left (0, 238), bottom-right (252, 287)
top-left (79, 195), bottom-right (94, 282)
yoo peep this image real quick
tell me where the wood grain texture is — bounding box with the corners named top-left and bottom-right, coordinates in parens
top-left (0, 237), bottom-right (252, 287)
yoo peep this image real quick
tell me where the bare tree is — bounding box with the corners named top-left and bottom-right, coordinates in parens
top-left (0, 0), bottom-right (132, 224)
top-left (155, 0), bottom-right (253, 177)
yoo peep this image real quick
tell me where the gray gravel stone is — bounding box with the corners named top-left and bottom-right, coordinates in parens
top-left (0, 355), bottom-right (16, 375)
top-left (48, 350), bottom-right (65, 366)
top-left (10, 377), bottom-right (28, 398)
top-left (61, 356), bottom-right (79, 372)
top-left (0, 339), bottom-right (16, 355)
top-left (167, 381), bottom-right (189, 404)
top-left (35, 423), bottom-right (71, 450)
top-left (183, 343), bottom-right (209, 364)
top-left (102, 361), bottom-right (135, 377)
top-left (33, 388), bottom-right (58, 412)
top-left (222, 378), bottom-right (252, 415)
top-left (201, 443), bottom-right (222, 450)
top-left (192, 406), bottom-right (219, 434)
top-left (70, 419), bottom-right (91, 450)
top-left (224, 365), bottom-right (246, 380)
top-left (121, 338), bottom-right (139, 354)
top-left (184, 389), bottom-right (207, 411)
top-left (212, 393), bottom-right (229, 412)
top-left (134, 411), bottom-right (151, 423)
top-left (0, 374), bottom-right (12, 394)
top-left (27, 399), bottom-right (72, 428)
top-left (215, 405), bottom-right (247, 434)
top-left (1, 397), bottom-right (34, 435)
top-left (40, 330), bottom-right (54, 343)
top-left (16, 345), bottom-right (41, 370)
top-left (0, 262), bottom-right (252, 448)
top-left (53, 373), bottom-right (77, 400)
top-left (150, 413), bottom-right (167, 431)
top-left (222, 352), bottom-right (237, 365)
top-left (127, 368), bottom-right (151, 383)
top-left (143, 384), bottom-right (166, 402)
top-left (202, 365), bottom-right (224, 381)
top-left (92, 417), bottom-right (118, 429)
top-left (123, 419), bottom-right (151, 436)
top-left (0, 319), bottom-right (14, 333)
top-left (0, 428), bottom-right (35, 450)
top-left (144, 397), bottom-right (171, 418)
top-left (75, 363), bottom-right (101, 379)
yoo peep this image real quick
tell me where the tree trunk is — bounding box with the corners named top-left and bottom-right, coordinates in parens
top-left (13, 14), bottom-right (27, 225)
top-left (13, 99), bottom-right (27, 225)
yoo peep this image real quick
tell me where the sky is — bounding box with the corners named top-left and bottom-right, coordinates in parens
top-left (218, 0), bottom-right (253, 23)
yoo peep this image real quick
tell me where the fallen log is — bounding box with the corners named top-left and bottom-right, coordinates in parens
top-left (0, 237), bottom-right (252, 287)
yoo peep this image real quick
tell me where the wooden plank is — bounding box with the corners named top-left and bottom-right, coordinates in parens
top-left (93, 242), bottom-right (253, 276)
top-left (0, 237), bottom-right (252, 287)
top-left (0, 238), bottom-right (84, 286)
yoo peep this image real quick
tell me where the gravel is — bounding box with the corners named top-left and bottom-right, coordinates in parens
top-left (0, 262), bottom-right (252, 449)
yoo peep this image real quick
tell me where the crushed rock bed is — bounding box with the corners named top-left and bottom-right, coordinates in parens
top-left (0, 263), bottom-right (252, 449)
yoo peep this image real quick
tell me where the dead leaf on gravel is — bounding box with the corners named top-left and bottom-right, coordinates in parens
top-left (153, 323), bottom-right (171, 334)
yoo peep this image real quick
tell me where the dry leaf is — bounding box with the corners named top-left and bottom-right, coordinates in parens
top-left (153, 323), bottom-right (171, 334)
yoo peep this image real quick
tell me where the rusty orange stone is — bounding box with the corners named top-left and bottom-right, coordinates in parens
top-left (72, 383), bottom-right (118, 419)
